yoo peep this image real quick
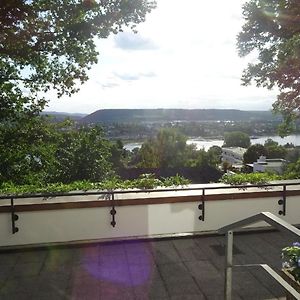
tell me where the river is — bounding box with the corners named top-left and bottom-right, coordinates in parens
top-left (124, 134), bottom-right (300, 151)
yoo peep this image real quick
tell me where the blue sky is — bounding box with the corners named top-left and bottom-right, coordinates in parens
top-left (46, 0), bottom-right (277, 114)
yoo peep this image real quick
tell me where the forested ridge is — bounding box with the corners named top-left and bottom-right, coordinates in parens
top-left (80, 108), bottom-right (282, 124)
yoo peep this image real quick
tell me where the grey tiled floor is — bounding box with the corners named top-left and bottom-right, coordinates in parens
top-left (0, 231), bottom-right (295, 299)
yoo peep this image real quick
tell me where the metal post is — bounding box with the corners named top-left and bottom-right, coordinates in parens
top-left (278, 185), bottom-right (286, 216)
top-left (110, 193), bottom-right (116, 227)
top-left (225, 230), bottom-right (233, 300)
top-left (282, 185), bottom-right (286, 216)
top-left (198, 189), bottom-right (205, 221)
top-left (10, 198), bottom-right (19, 234)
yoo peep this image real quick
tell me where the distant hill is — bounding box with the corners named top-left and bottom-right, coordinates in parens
top-left (80, 109), bottom-right (282, 124)
top-left (42, 111), bottom-right (87, 122)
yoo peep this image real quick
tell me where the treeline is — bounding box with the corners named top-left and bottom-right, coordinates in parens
top-left (3, 116), bottom-right (300, 194)
top-left (101, 119), bottom-right (293, 141)
top-left (81, 109), bottom-right (281, 123)
top-left (0, 118), bottom-right (223, 191)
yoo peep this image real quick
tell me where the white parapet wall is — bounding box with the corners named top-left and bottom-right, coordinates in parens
top-left (0, 182), bottom-right (300, 248)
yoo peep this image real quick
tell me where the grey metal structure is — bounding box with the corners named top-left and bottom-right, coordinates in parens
top-left (218, 212), bottom-right (300, 300)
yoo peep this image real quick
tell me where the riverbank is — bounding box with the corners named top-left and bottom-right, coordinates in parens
top-left (124, 134), bottom-right (300, 151)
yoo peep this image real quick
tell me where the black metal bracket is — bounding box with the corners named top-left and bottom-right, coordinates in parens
top-left (110, 193), bottom-right (116, 227)
top-left (198, 189), bottom-right (205, 221)
top-left (10, 198), bottom-right (19, 234)
top-left (278, 185), bottom-right (286, 216)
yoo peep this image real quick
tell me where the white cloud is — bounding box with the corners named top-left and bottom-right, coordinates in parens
top-left (113, 71), bottom-right (156, 81)
top-left (114, 32), bottom-right (158, 51)
top-left (46, 0), bottom-right (276, 114)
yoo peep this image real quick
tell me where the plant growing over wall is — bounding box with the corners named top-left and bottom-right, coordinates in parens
top-left (0, 174), bottom-right (191, 196)
top-left (220, 173), bottom-right (282, 186)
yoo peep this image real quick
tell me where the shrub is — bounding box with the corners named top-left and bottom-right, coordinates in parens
top-left (282, 242), bottom-right (300, 283)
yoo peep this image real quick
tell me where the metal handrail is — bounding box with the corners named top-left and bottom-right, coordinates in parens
top-left (218, 212), bottom-right (300, 300)
top-left (1, 181), bottom-right (299, 234)
top-left (0, 180), bottom-right (300, 200)
top-left (219, 212), bottom-right (300, 238)
top-left (236, 264), bottom-right (300, 299)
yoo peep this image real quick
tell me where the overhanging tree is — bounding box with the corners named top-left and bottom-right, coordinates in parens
top-left (0, 0), bottom-right (156, 121)
top-left (238, 0), bottom-right (300, 133)
top-left (0, 0), bottom-right (156, 184)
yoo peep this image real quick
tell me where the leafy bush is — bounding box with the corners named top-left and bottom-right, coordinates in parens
top-left (162, 174), bottom-right (191, 187)
top-left (283, 158), bottom-right (300, 180)
top-left (282, 242), bottom-right (300, 283)
top-left (132, 173), bottom-right (162, 189)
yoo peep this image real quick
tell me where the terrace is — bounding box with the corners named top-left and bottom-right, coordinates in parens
top-left (1, 181), bottom-right (300, 299)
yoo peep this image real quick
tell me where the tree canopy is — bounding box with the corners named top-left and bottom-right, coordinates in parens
top-left (223, 131), bottom-right (251, 148)
top-left (137, 128), bottom-right (189, 168)
top-left (238, 0), bottom-right (300, 132)
top-left (284, 158), bottom-right (300, 179)
top-left (243, 144), bottom-right (267, 164)
top-left (0, 0), bottom-right (156, 185)
top-left (0, 120), bottom-right (113, 184)
top-left (264, 138), bottom-right (287, 158)
top-left (0, 0), bottom-right (156, 121)
top-left (137, 128), bottom-right (222, 169)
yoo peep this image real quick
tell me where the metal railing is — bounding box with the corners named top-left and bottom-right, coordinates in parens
top-left (1, 180), bottom-right (300, 200)
top-left (218, 212), bottom-right (300, 300)
top-left (1, 181), bottom-right (300, 234)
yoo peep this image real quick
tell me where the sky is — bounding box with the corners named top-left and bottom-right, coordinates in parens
top-left (45, 0), bottom-right (278, 114)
